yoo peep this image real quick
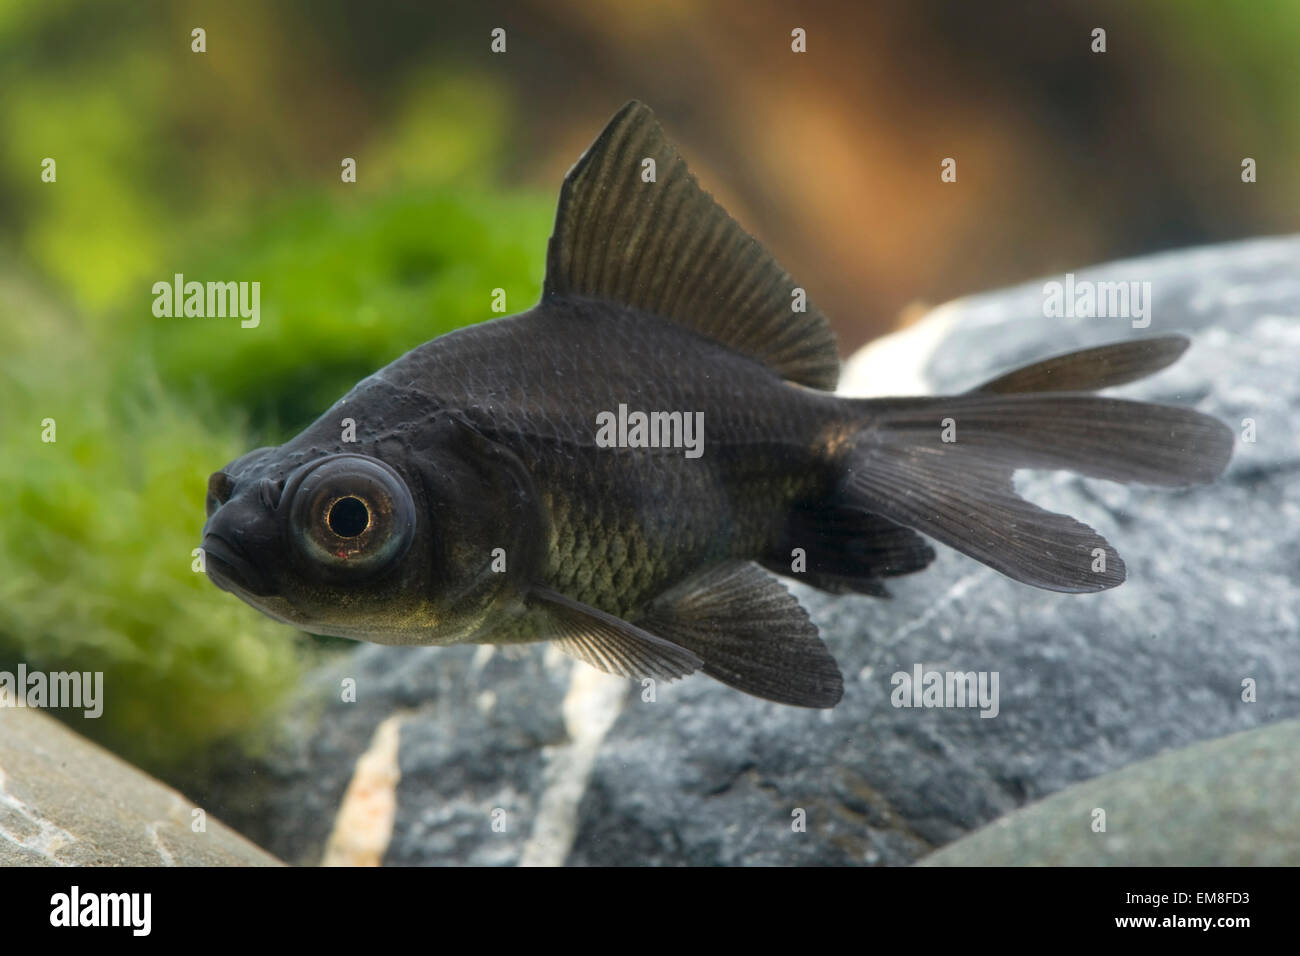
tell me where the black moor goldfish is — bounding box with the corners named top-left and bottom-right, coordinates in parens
top-left (202, 101), bottom-right (1234, 707)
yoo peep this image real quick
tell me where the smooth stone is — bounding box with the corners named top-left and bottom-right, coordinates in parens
top-left (0, 708), bottom-right (281, 866)
top-left (922, 719), bottom-right (1300, 865)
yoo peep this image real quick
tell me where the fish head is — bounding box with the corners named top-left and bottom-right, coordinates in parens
top-left (201, 416), bottom-right (540, 645)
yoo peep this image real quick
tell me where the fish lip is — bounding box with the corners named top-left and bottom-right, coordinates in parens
top-left (202, 532), bottom-right (274, 597)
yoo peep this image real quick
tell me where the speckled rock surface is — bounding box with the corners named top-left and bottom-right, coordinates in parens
top-left (0, 709), bottom-right (281, 866)
top-left (203, 234), bottom-right (1300, 866)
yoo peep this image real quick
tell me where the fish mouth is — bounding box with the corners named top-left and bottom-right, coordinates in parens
top-left (202, 533), bottom-right (274, 597)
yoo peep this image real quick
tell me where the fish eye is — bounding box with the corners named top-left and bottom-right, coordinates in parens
top-left (288, 456), bottom-right (415, 576)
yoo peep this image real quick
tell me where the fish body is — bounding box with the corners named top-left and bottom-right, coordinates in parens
top-left (203, 102), bottom-right (1234, 707)
top-left (209, 298), bottom-right (842, 633)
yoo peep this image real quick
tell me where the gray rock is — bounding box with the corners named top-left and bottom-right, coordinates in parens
top-left (922, 719), bottom-right (1300, 865)
top-left (0, 709), bottom-right (281, 866)
top-left (204, 641), bottom-right (575, 866)
top-left (207, 234), bottom-right (1300, 866)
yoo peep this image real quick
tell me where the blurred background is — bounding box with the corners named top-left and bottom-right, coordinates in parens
top-left (1, 0), bottom-right (1296, 778)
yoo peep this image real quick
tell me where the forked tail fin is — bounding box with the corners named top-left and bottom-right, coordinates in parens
top-left (838, 337), bottom-right (1234, 593)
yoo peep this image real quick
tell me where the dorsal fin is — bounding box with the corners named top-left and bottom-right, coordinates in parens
top-left (543, 100), bottom-right (840, 391)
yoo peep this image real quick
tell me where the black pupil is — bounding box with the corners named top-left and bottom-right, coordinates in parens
top-left (328, 497), bottom-right (370, 538)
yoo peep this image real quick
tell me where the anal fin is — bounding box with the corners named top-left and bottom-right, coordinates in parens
top-left (637, 562), bottom-right (844, 708)
top-left (762, 504), bottom-right (936, 597)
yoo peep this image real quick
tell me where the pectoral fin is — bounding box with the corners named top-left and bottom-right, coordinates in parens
top-left (527, 587), bottom-right (702, 681)
top-left (638, 562), bottom-right (844, 708)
